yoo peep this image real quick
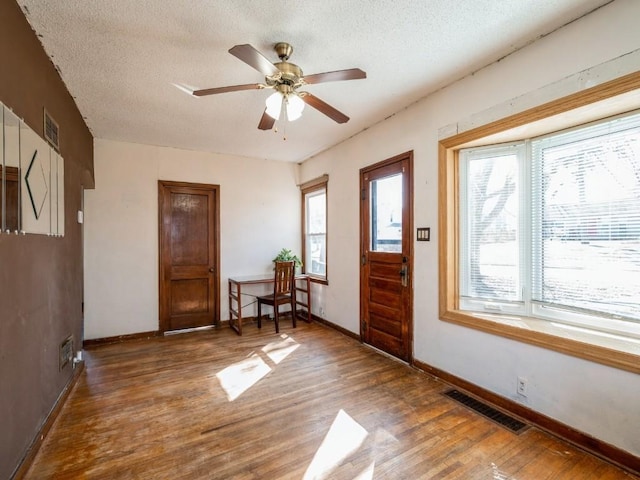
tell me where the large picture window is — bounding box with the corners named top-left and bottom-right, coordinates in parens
top-left (439, 72), bottom-right (640, 373)
top-left (301, 176), bottom-right (328, 282)
top-left (460, 111), bottom-right (640, 337)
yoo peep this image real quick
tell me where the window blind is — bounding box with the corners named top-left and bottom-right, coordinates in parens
top-left (460, 144), bottom-right (523, 303)
top-left (531, 112), bottom-right (640, 321)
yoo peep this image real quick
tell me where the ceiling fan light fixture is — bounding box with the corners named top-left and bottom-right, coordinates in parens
top-left (195, 43), bottom-right (365, 130)
top-left (265, 91), bottom-right (283, 120)
top-left (286, 93), bottom-right (305, 121)
top-left (265, 91), bottom-right (305, 122)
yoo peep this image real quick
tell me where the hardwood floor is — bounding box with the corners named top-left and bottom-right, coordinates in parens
top-left (25, 321), bottom-right (636, 479)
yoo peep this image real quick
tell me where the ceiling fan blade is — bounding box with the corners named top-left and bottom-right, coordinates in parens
top-left (192, 83), bottom-right (263, 97)
top-left (301, 93), bottom-right (350, 124)
top-left (258, 109), bottom-right (276, 130)
top-left (229, 44), bottom-right (280, 77)
top-left (303, 68), bottom-right (366, 85)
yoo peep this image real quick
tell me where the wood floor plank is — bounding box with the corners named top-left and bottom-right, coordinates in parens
top-left (24, 322), bottom-right (637, 479)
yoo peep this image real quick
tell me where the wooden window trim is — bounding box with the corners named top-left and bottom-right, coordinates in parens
top-left (438, 71), bottom-right (640, 374)
top-left (300, 175), bottom-right (329, 191)
top-left (301, 175), bottom-right (329, 284)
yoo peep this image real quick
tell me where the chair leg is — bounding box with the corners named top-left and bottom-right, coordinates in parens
top-left (257, 300), bottom-right (262, 329)
top-left (274, 305), bottom-right (280, 334)
top-left (291, 297), bottom-right (297, 328)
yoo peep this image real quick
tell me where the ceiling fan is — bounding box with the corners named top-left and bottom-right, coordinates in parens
top-left (192, 42), bottom-right (366, 130)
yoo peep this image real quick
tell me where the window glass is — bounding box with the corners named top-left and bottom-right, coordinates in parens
top-left (305, 189), bottom-right (326, 277)
top-left (461, 147), bottom-right (521, 303)
top-left (460, 110), bottom-right (640, 333)
top-left (531, 115), bottom-right (640, 322)
top-left (370, 173), bottom-right (402, 252)
top-left (301, 177), bottom-right (328, 281)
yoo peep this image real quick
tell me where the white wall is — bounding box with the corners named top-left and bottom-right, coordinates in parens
top-left (299, 0), bottom-right (640, 457)
top-left (84, 139), bottom-right (300, 340)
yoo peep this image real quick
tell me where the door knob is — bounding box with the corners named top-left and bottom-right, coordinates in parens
top-left (209, 267), bottom-right (215, 273)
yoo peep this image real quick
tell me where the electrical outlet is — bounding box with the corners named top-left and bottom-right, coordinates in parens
top-left (517, 376), bottom-right (527, 397)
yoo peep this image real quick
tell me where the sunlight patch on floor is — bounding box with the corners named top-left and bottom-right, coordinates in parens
top-left (216, 353), bottom-right (271, 401)
top-left (215, 334), bottom-right (300, 401)
top-left (491, 462), bottom-right (517, 480)
top-left (303, 409), bottom-right (369, 480)
top-left (353, 461), bottom-right (375, 480)
top-left (262, 334), bottom-right (300, 364)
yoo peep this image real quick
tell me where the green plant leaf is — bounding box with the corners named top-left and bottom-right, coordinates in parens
top-left (272, 248), bottom-right (303, 268)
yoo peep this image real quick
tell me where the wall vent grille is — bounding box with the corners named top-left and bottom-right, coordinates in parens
top-left (43, 109), bottom-right (60, 151)
top-left (444, 389), bottom-right (528, 434)
top-left (59, 335), bottom-right (74, 370)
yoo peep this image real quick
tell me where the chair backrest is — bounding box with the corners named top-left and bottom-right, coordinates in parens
top-left (273, 261), bottom-right (295, 296)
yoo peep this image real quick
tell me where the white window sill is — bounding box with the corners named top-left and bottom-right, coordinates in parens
top-left (441, 310), bottom-right (640, 373)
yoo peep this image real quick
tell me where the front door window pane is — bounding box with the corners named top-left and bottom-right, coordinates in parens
top-left (371, 173), bottom-right (402, 252)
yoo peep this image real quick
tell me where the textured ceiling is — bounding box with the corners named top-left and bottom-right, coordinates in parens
top-left (19, 0), bottom-right (612, 163)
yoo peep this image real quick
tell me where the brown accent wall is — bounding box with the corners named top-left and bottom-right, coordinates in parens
top-left (0, 2), bottom-right (94, 478)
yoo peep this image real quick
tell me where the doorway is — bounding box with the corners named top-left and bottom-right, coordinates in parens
top-left (360, 152), bottom-right (413, 362)
top-left (158, 180), bottom-right (220, 333)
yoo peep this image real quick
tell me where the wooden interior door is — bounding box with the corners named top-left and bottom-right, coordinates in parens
top-left (159, 181), bottom-right (220, 333)
top-left (360, 152), bottom-right (413, 362)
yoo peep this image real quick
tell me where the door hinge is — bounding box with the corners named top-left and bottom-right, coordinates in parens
top-left (361, 319), bottom-right (367, 330)
top-left (361, 254), bottom-right (366, 265)
top-left (361, 188), bottom-right (366, 200)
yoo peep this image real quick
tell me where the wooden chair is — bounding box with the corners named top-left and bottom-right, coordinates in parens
top-left (257, 261), bottom-right (296, 333)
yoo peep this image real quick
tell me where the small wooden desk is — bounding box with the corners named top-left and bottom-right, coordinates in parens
top-left (228, 274), bottom-right (312, 335)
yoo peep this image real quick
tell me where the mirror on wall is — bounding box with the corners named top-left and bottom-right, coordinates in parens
top-left (52, 150), bottom-right (64, 236)
top-left (21, 120), bottom-right (52, 235)
top-left (1, 101), bottom-right (64, 236)
top-left (2, 106), bottom-right (21, 233)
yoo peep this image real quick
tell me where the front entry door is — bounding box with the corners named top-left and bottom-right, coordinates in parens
top-left (360, 152), bottom-right (413, 362)
top-left (159, 181), bottom-right (220, 332)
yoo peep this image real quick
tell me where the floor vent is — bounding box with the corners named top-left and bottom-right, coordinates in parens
top-left (444, 389), bottom-right (528, 434)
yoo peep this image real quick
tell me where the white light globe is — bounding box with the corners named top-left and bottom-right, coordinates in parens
top-left (286, 94), bottom-right (305, 121)
top-left (265, 91), bottom-right (282, 120)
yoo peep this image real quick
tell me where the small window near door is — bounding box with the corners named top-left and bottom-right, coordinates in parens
top-left (301, 175), bottom-right (328, 282)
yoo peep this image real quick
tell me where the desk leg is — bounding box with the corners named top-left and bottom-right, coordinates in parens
top-left (294, 276), bottom-right (313, 323)
top-left (237, 283), bottom-right (243, 335)
top-left (306, 276), bottom-right (312, 323)
top-left (229, 280), bottom-right (242, 336)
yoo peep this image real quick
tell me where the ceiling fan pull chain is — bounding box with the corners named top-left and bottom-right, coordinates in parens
top-left (282, 98), bottom-right (288, 141)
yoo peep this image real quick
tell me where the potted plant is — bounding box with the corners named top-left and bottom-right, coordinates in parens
top-left (272, 248), bottom-right (303, 270)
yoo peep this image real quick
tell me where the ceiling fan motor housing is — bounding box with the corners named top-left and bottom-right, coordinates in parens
top-left (273, 61), bottom-right (302, 86)
top-left (269, 42), bottom-right (302, 89)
